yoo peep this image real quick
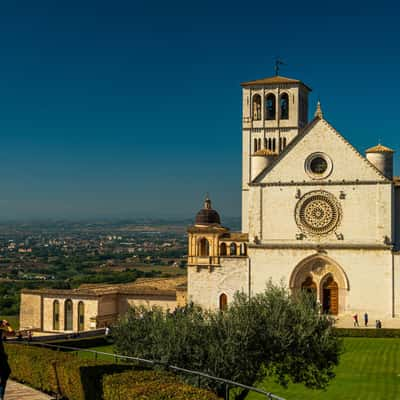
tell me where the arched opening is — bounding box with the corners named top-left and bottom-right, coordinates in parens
top-left (220, 242), bottom-right (227, 256)
top-left (53, 300), bottom-right (60, 331)
top-left (198, 238), bottom-right (210, 256)
top-left (219, 293), bottom-right (228, 311)
top-left (301, 276), bottom-right (317, 294)
top-left (322, 275), bottom-right (339, 315)
top-left (253, 94), bottom-right (262, 120)
top-left (265, 93), bottom-right (276, 120)
top-left (268, 138), bottom-right (272, 150)
top-left (78, 301), bottom-right (85, 332)
top-left (280, 93), bottom-right (289, 120)
top-left (229, 242), bottom-right (237, 256)
top-left (272, 138), bottom-right (276, 152)
top-left (64, 299), bottom-right (73, 331)
top-left (258, 138), bottom-right (261, 150)
top-left (283, 137), bottom-right (287, 148)
top-left (290, 254), bottom-right (349, 316)
top-left (254, 138), bottom-right (258, 152)
top-left (264, 138), bottom-right (267, 149)
top-left (240, 243), bottom-right (247, 256)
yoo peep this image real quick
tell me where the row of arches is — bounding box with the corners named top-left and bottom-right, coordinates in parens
top-left (53, 299), bottom-right (85, 331)
top-left (197, 238), bottom-right (247, 257)
top-left (253, 137), bottom-right (287, 153)
top-left (252, 93), bottom-right (289, 121)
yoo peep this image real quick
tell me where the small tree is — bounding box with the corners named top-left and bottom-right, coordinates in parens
top-left (113, 283), bottom-right (341, 399)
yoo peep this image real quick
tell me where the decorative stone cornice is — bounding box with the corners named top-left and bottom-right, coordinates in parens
top-left (248, 243), bottom-right (393, 250)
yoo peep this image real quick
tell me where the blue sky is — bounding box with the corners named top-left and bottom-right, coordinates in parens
top-left (0, 1), bottom-right (399, 220)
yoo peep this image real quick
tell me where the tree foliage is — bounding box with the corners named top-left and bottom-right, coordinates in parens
top-left (113, 283), bottom-right (342, 399)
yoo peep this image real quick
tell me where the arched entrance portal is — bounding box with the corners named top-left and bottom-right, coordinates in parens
top-left (322, 276), bottom-right (339, 315)
top-left (290, 254), bottom-right (348, 315)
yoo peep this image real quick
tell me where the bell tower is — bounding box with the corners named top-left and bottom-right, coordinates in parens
top-left (241, 74), bottom-right (312, 232)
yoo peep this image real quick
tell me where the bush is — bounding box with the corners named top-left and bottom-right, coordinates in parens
top-left (5, 344), bottom-right (220, 400)
top-left (5, 343), bottom-right (132, 399)
top-left (103, 370), bottom-right (220, 400)
top-left (335, 328), bottom-right (400, 338)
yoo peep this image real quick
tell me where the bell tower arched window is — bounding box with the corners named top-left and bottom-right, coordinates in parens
top-left (230, 242), bottom-right (237, 256)
top-left (265, 93), bottom-right (276, 120)
top-left (280, 93), bottom-right (289, 120)
top-left (198, 238), bottom-right (210, 256)
top-left (252, 94), bottom-right (262, 120)
top-left (220, 242), bottom-right (227, 256)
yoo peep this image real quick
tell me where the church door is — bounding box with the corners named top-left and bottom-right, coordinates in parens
top-left (322, 277), bottom-right (338, 315)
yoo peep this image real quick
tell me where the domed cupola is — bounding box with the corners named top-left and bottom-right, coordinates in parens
top-left (195, 196), bottom-right (221, 226)
top-left (365, 144), bottom-right (394, 180)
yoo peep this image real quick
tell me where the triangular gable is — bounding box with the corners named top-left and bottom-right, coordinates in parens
top-left (254, 118), bottom-right (389, 184)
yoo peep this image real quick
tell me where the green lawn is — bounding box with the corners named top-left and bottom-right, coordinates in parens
top-left (0, 315), bottom-right (19, 330)
top-left (247, 338), bottom-right (400, 400)
top-left (76, 344), bottom-right (116, 361)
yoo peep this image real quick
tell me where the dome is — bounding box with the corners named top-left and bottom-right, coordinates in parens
top-left (195, 197), bottom-right (221, 225)
top-left (365, 144), bottom-right (394, 153)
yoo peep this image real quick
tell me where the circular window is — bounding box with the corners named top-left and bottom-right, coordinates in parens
top-left (295, 191), bottom-right (342, 236)
top-left (305, 153), bottom-right (333, 180)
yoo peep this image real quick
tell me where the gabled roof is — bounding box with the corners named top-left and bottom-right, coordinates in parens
top-left (252, 116), bottom-right (390, 184)
top-left (366, 144), bottom-right (394, 153)
top-left (241, 75), bottom-right (312, 91)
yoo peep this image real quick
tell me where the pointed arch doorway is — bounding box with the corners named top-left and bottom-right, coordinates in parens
top-left (322, 276), bottom-right (339, 315)
top-left (290, 254), bottom-right (349, 316)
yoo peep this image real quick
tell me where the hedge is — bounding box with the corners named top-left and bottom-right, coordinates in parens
top-left (5, 344), bottom-right (221, 400)
top-left (5, 344), bottom-right (134, 400)
top-left (103, 370), bottom-right (220, 400)
top-left (334, 328), bottom-right (400, 338)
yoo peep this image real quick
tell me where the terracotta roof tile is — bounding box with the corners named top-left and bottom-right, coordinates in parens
top-left (241, 75), bottom-right (312, 91)
top-left (365, 144), bottom-right (394, 153)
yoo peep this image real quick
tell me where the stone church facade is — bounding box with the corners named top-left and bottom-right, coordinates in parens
top-left (20, 73), bottom-right (400, 332)
top-left (187, 74), bottom-right (400, 323)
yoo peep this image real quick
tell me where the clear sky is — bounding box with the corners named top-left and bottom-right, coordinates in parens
top-left (0, 1), bottom-right (399, 220)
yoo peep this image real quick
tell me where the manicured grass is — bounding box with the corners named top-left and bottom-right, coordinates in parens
top-left (0, 315), bottom-right (19, 330)
top-left (247, 338), bottom-right (400, 400)
top-left (76, 344), bottom-right (116, 361)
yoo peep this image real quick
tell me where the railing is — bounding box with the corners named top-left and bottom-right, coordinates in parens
top-left (17, 341), bottom-right (285, 400)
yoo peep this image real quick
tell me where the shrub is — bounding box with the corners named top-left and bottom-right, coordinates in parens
top-left (5, 343), bottom-right (132, 400)
top-left (5, 344), bottom-right (220, 400)
top-left (103, 370), bottom-right (220, 400)
top-left (335, 328), bottom-right (400, 338)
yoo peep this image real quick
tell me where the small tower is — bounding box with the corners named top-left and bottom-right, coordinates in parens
top-left (241, 73), bottom-right (312, 232)
top-left (365, 144), bottom-right (394, 180)
top-left (187, 197), bottom-right (227, 268)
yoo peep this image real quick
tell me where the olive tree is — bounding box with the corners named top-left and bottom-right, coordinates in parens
top-left (113, 283), bottom-right (341, 399)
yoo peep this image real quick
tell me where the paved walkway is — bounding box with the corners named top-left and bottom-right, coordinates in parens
top-left (5, 380), bottom-right (54, 400)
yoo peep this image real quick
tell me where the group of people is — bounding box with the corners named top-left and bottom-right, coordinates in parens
top-left (353, 312), bottom-right (382, 328)
top-left (0, 319), bottom-right (15, 400)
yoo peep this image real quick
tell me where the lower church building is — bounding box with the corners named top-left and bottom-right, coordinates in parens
top-left (20, 72), bottom-right (400, 332)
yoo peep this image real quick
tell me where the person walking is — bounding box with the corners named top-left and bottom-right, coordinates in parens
top-left (353, 313), bottom-right (359, 327)
top-left (0, 319), bottom-right (15, 400)
top-left (364, 312), bottom-right (369, 327)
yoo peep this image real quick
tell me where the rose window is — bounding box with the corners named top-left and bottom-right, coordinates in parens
top-left (295, 191), bottom-right (342, 235)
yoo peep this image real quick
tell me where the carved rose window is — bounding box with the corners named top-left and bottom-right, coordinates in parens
top-left (295, 191), bottom-right (342, 236)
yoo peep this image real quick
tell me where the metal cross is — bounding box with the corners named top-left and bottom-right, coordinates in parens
top-left (274, 59), bottom-right (286, 76)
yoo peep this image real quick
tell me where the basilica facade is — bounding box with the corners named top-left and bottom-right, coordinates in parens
top-left (187, 74), bottom-right (400, 322)
top-left (20, 73), bottom-right (400, 333)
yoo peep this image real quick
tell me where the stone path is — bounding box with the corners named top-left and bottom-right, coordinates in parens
top-left (5, 380), bottom-right (54, 400)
